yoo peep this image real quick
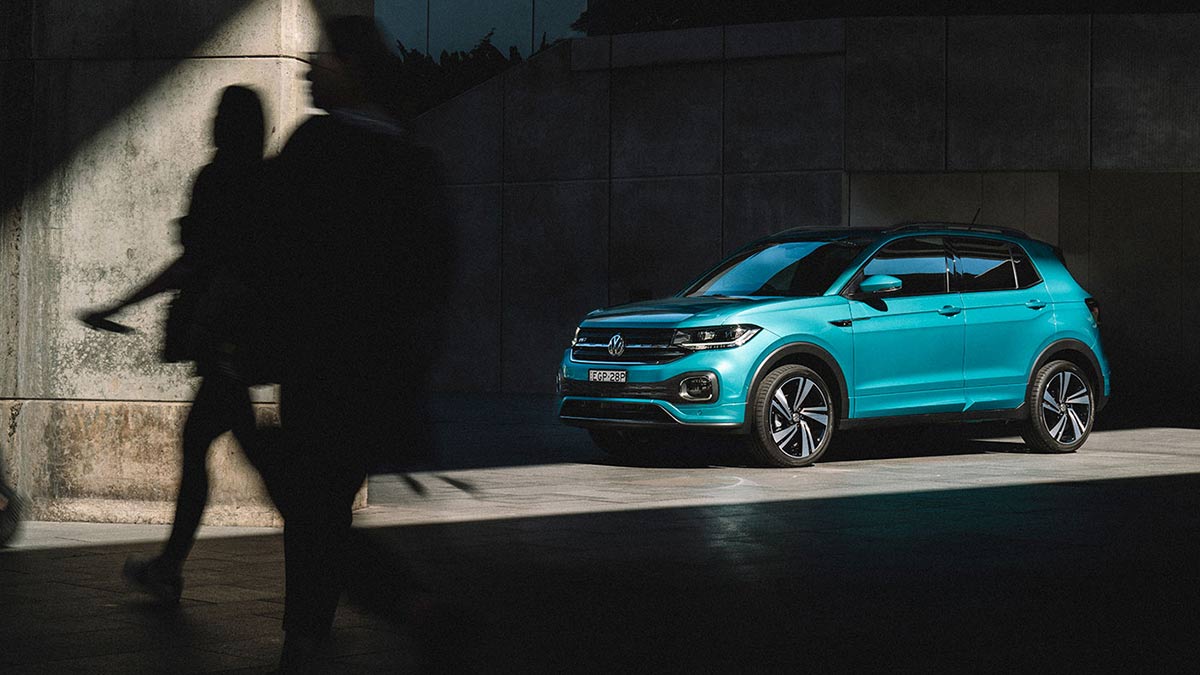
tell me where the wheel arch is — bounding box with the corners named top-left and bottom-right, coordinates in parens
top-left (1030, 339), bottom-right (1107, 410)
top-left (746, 343), bottom-right (850, 425)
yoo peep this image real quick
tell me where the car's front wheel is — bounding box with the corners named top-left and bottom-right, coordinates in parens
top-left (748, 364), bottom-right (835, 467)
top-left (1021, 359), bottom-right (1095, 453)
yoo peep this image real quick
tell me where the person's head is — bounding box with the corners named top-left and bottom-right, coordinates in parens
top-left (213, 85), bottom-right (265, 159)
top-left (307, 15), bottom-right (395, 112)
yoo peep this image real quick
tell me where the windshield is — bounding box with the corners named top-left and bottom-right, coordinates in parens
top-left (685, 241), bottom-right (865, 298)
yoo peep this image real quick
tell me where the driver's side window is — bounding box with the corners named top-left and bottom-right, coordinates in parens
top-left (860, 236), bottom-right (949, 297)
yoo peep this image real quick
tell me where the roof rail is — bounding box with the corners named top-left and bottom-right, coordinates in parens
top-left (885, 222), bottom-right (1032, 239)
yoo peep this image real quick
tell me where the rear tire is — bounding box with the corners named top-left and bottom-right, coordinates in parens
top-left (1021, 359), bottom-right (1094, 453)
top-left (748, 364), bottom-right (836, 467)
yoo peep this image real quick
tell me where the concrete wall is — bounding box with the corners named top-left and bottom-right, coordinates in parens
top-left (416, 14), bottom-right (1200, 417)
top-left (1, 0), bottom-right (372, 524)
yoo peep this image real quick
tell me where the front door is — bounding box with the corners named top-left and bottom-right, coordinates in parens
top-left (848, 236), bottom-right (966, 418)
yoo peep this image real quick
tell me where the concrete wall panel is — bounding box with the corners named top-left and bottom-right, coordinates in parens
top-left (1087, 173), bottom-right (1182, 401)
top-left (502, 182), bottom-right (608, 393)
top-left (0, 60), bottom-right (35, 398)
top-left (723, 172), bottom-right (845, 255)
top-left (849, 173), bottom-right (980, 228)
top-left (2, 399), bottom-right (288, 526)
top-left (980, 173), bottom-right (1025, 230)
top-left (34, 0), bottom-right (271, 59)
top-left (725, 55), bottom-right (844, 173)
top-left (431, 185), bottom-right (502, 393)
top-left (31, 0), bottom-right (370, 60)
top-left (23, 57), bottom-right (293, 401)
top-left (612, 63), bottom-right (722, 178)
top-left (0, 0), bottom-right (33, 60)
top-left (1182, 174), bottom-right (1200, 397)
top-left (846, 17), bottom-right (945, 172)
top-left (1024, 173), bottom-right (1060, 246)
top-left (726, 20), bottom-right (843, 60)
top-left (609, 177), bottom-right (722, 304)
top-left (1093, 15), bottom-right (1200, 169)
top-left (571, 36), bottom-right (611, 71)
top-left (611, 27), bottom-right (723, 68)
top-left (947, 15), bottom-right (1089, 170)
top-left (1058, 171), bottom-right (1090, 286)
top-left (413, 77), bottom-right (502, 185)
top-left (503, 43), bottom-right (610, 182)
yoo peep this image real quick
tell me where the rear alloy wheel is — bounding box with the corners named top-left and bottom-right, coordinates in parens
top-left (1021, 359), bottom-right (1094, 453)
top-left (749, 364), bottom-right (835, 467)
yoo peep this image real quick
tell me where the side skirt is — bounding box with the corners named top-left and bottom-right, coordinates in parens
top-left (839, 406), bottom-right (1027, 431)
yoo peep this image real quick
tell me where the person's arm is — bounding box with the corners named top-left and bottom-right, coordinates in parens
top-left (78, 256), bottom-right (191, 331)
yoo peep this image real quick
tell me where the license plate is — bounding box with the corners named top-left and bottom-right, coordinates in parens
top-left (588, 369), bottom-right (627, 383)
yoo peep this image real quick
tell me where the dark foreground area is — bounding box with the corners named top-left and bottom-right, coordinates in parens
top-left (3, 396), bottom-right (1199, 672)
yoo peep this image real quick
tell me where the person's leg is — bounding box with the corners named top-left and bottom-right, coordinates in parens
top-left (159, 376), bottom-right (231, 566)
top-left (277, 380), bottom-right (371, 651)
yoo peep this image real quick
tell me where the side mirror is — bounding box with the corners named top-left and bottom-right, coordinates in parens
top-left (859, 274), bottom-right (903, 294)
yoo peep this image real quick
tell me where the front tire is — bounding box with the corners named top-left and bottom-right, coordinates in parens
top-left (1021, 359), bottom-right (1095, 453)
top-left (748, 364), bottom-right (835, 467)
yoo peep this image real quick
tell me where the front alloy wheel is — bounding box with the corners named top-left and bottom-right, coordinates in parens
top-left (749, 364), bottom-right (834, 467)
top-left (1022, 359), bottom-right (1094, 453)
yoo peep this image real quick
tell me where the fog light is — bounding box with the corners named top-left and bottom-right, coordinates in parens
top-left (679, 374), bottom-right (717, 402)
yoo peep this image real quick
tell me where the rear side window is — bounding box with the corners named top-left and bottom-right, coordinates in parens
top-left (951, 237), bottom-right (1015, 292)
top-left (949, 237), bottom-right (1043, 292)
top-left (1011, 244), bottom-right (1042, 288)
top-left (860, 236), bottom-right (949, 296)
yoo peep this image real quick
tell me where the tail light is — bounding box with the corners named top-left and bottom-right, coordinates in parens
top-left (1085, 297), bottom-right (1100, 326)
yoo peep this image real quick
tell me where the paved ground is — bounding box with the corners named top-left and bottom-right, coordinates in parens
top-left (3, 395), bottom-right (1200, 672)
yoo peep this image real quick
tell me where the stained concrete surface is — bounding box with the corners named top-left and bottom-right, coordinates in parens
top-left (846, 16), bottom-right (945, 172)
top-left (3, 395), bottom-right (1199, 671)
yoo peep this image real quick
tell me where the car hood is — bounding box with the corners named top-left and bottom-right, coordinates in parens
top-left (580, 295), bottom-right (842, 328)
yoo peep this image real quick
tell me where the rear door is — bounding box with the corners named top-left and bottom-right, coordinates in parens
top-left (848, 236), bottom-right (966, 418)
top-left (950, 236), bottom-right (1056, 411)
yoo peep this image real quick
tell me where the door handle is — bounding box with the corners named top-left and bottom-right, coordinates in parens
top-left (1025, 300), bottom-right (1047, 310)
top-left (938, 305), bottom-right (962, 316)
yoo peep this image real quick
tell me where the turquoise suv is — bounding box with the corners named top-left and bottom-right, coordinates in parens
top-left (558, 224), bottom-right (1109, 467)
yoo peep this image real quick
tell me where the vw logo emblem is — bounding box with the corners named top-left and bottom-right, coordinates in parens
top-left (607, 333), bottom-right (626, 357)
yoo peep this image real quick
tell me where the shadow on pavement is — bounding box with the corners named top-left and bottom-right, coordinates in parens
top-left (4, 473), bottom-right (1199, 671)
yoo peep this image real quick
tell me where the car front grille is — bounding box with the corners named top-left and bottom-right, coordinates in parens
top-left (559, 380), bottom-right (675, 399)
top-left (559, 399), bottom-right (679, 425)
top-left (571, 327), bottom-right (686, 364)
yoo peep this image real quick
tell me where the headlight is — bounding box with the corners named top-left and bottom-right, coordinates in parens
top-left (571, 326), bottom-right (581, 347)
top-left (671, 324), bottom-right (761, 351)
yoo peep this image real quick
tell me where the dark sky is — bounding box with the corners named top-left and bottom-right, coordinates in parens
top-left (375, 0), bottom-right (587, 58)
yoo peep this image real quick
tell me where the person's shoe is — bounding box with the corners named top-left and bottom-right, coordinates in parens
top-left (122, 555), bottom-right (183, 605)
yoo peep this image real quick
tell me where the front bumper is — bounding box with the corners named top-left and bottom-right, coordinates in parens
top-left (557, 347), bottom-right (758, 430)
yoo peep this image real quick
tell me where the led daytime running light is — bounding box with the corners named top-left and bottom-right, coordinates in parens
top-left (672, 324), bottom-right (761, 350)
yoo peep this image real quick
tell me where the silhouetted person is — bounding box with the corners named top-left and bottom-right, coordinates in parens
top-left (254, 15), bottom-right (451, 672)
top-left (79, 85), bottom-right (268, 602)
top-left (0, 450), bottom-right (19, 547)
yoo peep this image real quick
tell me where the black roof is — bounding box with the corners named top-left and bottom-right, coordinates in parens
top-left (762, 222), bottom-right (1034, 245)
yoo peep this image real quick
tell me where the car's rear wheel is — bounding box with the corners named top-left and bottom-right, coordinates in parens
top-left (748, 364), bottom-right (835, 467)
top-left (1021, 359), bottom-right (1094, 453)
